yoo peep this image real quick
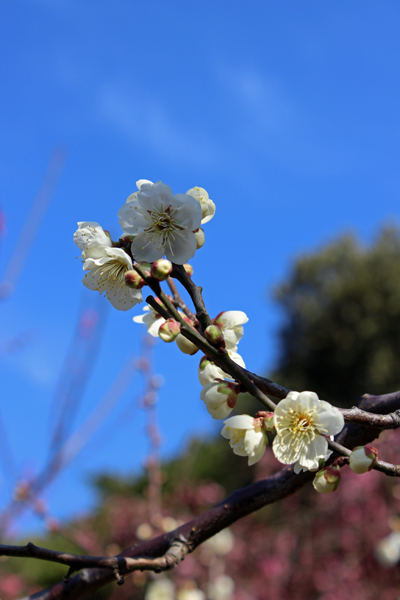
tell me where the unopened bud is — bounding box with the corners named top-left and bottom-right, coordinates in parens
top-left (349, 445), bottom-right (378, 474)
top-left (103, 230), bottom-right (112, 241)
top-left (313, 465), bottom-right (341, 493)
top-left (176, 333), bottom-right (199, 355)
top-left (198, 355), bottom-right (226, 386)
top-left (205, 325), bottom-right (224, 346)
top-left (201, 381), bottom-right (240, 419)
top-left (125, 270), bottom-right (145, 289)
top-left (262, 412), bottom-right (275, 432)
top-left (194, 227), bottom-right (205, 249)
top-left (150, 259), bottom-right (173, 281)
top-left (183, 263), bottom-right (193, 277)
top-left (159, 319), bottom-right (181, 342)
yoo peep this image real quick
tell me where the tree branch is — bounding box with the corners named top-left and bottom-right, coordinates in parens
top-left (14, 388), bottom-right (400, 600)
top-left (341, 406), bottom-right (400, 429)
top-left (171, 264), bottom-right (212, 330)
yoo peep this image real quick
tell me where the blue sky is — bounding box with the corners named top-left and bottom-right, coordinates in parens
top-left (1, 0), bottom-right (399, 533)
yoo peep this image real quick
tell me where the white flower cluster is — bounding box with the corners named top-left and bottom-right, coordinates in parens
top-left (219, 389), bottom-right (344, 471)
top-left (74, 221), bottom-right (143, 311)
top-left (74, 180), bottom-right (215, 310)
top-left (74, 179), bottom-right (349, 485)
top-left (199, 311), bottom-right (248, 419)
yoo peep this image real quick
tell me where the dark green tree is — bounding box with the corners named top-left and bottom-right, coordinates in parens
top-left (273, 226), bottom-right (400, 407)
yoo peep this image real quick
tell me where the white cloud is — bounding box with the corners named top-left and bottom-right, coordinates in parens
top-left (216, 63), bottom-right (360, 176)
top-left (96, 81), bottom-right (221, 170)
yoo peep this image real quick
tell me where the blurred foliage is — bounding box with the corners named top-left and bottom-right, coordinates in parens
top-left (272, 226), bottom-right (400, 407)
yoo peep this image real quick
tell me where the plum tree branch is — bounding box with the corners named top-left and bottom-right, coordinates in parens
top-left (12, 388), bottom-right (400, 600)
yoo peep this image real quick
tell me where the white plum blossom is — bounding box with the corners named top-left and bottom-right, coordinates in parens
top-left (73, 222), bottom-right (111, 258)
top-left (145, 578), bottom-right (175, 600)
top-left (198, 352), bottom-right (246, 386)
top-left (204, 528), bottom-right (234, 555)
top-left (214, 311), bottom-right (249, 352)
top-left (221, 415), bottom-right (268, 466)
top-left (117, 181), bottom-right (202, 264)
top-left (201, 381), bottom-right (239, 420)
top-left (208, 575), bottom-right (235, 600)
top-left (272, 391), bottom-right (344, 472)
top-left (349, 445), bottom-right (377, 474)
top-left (186, 186), bottom-right (216, 224)
top-left (82, 247), bottom-right (142, 311)
top-left (177, 588), bottom-right (206, 600)
top-left (133, 305), bottom-right (166, 337)
top-left (312, 465), bottom-right (341, 493)
top-left (175, 333), bottom-right (199, 355)
top-left (375, 532), bottom-right (400, 567)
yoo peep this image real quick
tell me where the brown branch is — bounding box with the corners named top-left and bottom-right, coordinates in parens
top-left (341, 406), bottom-right (400, 429)
top-left (1, 540), bottom-right (188, 581)
top-left (171, 264), bottom-right (212, 330)
top-left (136, 264), bottom-right (289, 403)
top-left (14, 388), bottom-right (400, 600)
top-left (166, 276), bottom-right (197, 323)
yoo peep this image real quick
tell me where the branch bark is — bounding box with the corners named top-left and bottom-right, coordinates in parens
top-left (14, 389), bottom-right (400, 600)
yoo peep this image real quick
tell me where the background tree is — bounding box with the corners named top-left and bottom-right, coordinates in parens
top-left (273, 227), bottom-right (400, 407)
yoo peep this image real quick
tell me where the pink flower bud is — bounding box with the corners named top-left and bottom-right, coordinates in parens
top-left (313, 465), bottom-right (341, 493)
top-left (158, 319), bottom-right (181, 342)
top-left (150, 259), bottom-right (173, 281)
top-left (262, 412), bottom-right (275, 432)
top-left (204, 324), bottom-right (225, 346)
top-left (125, 270), bottom-right (145, 289)
top-left (183, 263), bottom-right (193, 277)
top-left (349, 445), bottom-right (378, 474)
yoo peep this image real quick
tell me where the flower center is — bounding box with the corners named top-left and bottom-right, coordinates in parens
top-left (98, 260), bottom-right (127, 288)
top-left (145, 206), bottom-right (186, 248)
top-left (228, 428), bottom-right (246, 452)
top-left (277, 407), bottom-right (328, 453)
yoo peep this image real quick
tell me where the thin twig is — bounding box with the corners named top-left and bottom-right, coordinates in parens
top-left (166, 276), bottom-right (197, 323)
top-left (0, 540), bottom-right (189, 576)
top-left (171, 264), bottom-right (212, 330)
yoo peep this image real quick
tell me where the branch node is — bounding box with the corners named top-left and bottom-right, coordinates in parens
top-left (63, 566), bottom-right (75, 583)
top-left (113, 567), bottom-right (124, 586)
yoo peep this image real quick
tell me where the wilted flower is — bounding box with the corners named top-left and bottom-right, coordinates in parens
top-left (349, 445), bottom-right (378, 474)
top-left (272, 391), bottom-right (344, 472)
top-left (221, 415), bottom-right (268, 466)
top-left (118, 181), bottom-right (202, 264)
top-left (82, 247), bottom-right (142, 311)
